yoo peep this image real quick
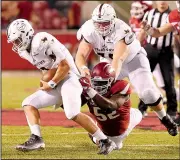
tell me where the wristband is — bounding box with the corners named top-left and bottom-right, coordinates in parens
top-left (48, 80), bottom-right (57, 89)
top-left (81, 65), bottom-right (88, 70)
top-left (86, 88), bottom-right (97, 98)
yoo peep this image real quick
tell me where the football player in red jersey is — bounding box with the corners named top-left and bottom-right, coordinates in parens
top-left (79, 62), bottom-right (142, 150)
top-left (129, 1), bottom-right (152, 37)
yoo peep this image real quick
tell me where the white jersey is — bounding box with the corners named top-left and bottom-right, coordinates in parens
top-left (77, 18), bottom-right (143, 63)
top-left (18, 32), bottom-right (79, 76)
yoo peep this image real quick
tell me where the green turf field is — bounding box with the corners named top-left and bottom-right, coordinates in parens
top-left (2, 126), bottom-right (179, 159)
top-left (2, 71), bottom-right (180, 159)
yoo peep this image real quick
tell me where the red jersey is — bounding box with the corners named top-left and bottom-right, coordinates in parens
top-left (168, 9), bottom-right (180, 34)
top-left (129, 17), bottom-right (142, 34)
top-left (129, 17), bottom-right (147, 46)
top-left (87, 80), bottom-right (131, 137)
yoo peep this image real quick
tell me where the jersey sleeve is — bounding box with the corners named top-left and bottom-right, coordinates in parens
top-left (168, 10), bottom-right (178, 26)
top-left (32, 32), bottom-right (66, 69)
top-left (110, 80), bottom-right (131, 95)
top-left (114, 22), bottom-right (136, 45)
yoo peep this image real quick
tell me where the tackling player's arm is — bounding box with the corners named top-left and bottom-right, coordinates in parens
top-left (87, 88), bottom-right (129, 111)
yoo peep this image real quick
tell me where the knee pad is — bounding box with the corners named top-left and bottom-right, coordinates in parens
top-left (140, 88), bottom-right (161, 105)
top-left (22, 96), bottom-right (37, 108)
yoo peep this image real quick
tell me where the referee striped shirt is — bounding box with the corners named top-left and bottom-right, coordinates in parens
top-left (143, 8), bottom-right (173, 49)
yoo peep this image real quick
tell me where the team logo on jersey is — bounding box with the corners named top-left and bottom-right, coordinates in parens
top-left (124, 29), bottom-right (130, 34)
top-left (41, 37), bottom-right (47, 42)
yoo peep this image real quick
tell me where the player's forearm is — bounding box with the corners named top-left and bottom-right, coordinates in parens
top-left (86, 88), bottom-right (118, 111)
top-left (111, 59), bottom-right (123, 80)
top-left (52, 59), bottom-right (70, 84)
top-left (75, 53), bottom-right (87, 71)
top-left (112, 41), bottom-right (129, 80)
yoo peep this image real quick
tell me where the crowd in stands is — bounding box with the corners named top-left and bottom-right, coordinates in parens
top-left (2, 1), bottom-right (83, 29)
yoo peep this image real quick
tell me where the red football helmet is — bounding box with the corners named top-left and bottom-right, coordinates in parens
top-left (91, 62), bottom-right (115, 95)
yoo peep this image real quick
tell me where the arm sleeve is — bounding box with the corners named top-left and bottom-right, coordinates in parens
top-left (92, 94), bottom-right (119, 111)
top-left (114, 24), bottom-right (136, 45)
top-left (79, 21), bottom-right (94, 44)
top-left (46, 34), bottom-right (66, 68)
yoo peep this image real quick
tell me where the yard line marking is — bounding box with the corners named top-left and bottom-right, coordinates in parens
top-left (46, 144), bottom-right (179, 147)
top-left (2, 131), bottom-right (171, 136)
top-left (126, 144), bottom-right (179, 147)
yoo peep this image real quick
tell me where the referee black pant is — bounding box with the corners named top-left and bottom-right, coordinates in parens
top-left (138, 44), bottom-right (177, 114)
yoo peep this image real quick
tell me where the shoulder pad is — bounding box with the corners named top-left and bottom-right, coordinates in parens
top-left (31, 32), bottom-right (50, 53)
top-left (80, 20), bottom-right (95, 42)
top-left (168, 9), bottom-right (179, 23)
top-left (114, 20), bottom-right (135, 44)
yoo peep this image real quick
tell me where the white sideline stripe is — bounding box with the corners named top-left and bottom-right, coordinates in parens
top-left (61, 144), bottom-right (179, 148)
top-left (126, 144), bottom-right (179, 147)
top-left (2, 131), bottom-right (170, 136)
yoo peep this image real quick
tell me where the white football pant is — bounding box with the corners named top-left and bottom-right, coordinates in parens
top-left (22, 75), bottom-right (83, 119)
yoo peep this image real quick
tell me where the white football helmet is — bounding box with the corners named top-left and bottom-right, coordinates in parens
top-left (92, 4), bottom-right (116, 36)
top-left (7, 19), bottom-right (34, 53)
top-left (130, 1), bottom-right (144, 19)
top-left (176, 1), bottom-right (180, 12)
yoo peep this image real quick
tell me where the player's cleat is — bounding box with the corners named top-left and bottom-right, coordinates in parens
top-left (98, 138), bottom-right (116, 155)
top-left (160, 114), bottom-right (178, 136)
top-left (15, 134), bottom-right (45, 151)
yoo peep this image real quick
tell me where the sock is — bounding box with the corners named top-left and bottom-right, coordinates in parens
top-left (30, 124), bottom-right (41, 137)
top-left (154, 108), bottom-right (166, 120)
top-left (25, 113), bottom-right (42, 137)
top-left (92, 129), bottom-right (107, 141)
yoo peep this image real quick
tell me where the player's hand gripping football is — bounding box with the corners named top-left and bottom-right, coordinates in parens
top-left (79, 77), bottom-right (92, 92)
top-left (39, 80), bottom-right (52, 91)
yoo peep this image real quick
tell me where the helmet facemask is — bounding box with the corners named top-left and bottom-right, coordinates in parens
top-left (93, 20), bottom-right (115, 36)
top-left (92, 76), bottom-right (114, 95)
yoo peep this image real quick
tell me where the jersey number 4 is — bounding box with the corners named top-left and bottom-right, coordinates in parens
top-left (93, 107), bottom-right (120, 121)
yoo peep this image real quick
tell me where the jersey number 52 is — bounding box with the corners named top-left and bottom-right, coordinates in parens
top-left (93, 107), bottom-right (120, 121)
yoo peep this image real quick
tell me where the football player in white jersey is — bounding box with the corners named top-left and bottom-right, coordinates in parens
top-left (6, 19), bottom-right (116, 155)
top-left (75, 4), bottom-right (178, 136)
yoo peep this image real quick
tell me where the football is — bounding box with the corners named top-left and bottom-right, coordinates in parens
top-left (40, 68), bottom-right (57, 87)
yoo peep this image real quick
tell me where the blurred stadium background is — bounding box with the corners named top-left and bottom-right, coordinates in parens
top-left (2, 1), bottom-right (179, 159)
